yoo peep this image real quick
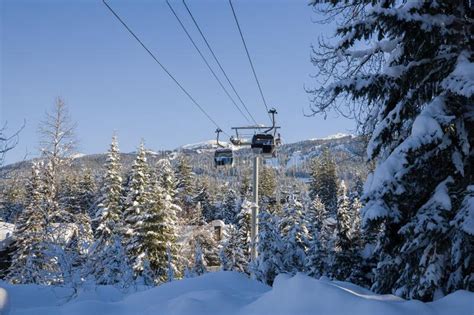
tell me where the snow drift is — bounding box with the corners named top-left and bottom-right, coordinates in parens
top-left (1, 272), bottom-right (472, 315)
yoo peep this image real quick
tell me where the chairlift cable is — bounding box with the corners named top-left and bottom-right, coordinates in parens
top-left (182, 0), bottom-right (259, 126)
top-left (166, 0), bottom-right (252, 125)
top-left (102, 0), bottom-right (230, 137)
top-left (228, 0), bottom-right (272, 123)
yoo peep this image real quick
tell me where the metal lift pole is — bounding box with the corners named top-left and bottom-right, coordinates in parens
top-left (251, 155), bottom-right (259, 262)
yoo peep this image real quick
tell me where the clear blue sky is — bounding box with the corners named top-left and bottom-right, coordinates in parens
top-left (1, 0), bottom-right (354, 165)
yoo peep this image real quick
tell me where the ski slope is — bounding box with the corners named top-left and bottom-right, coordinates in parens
top-left (1, 272), bottom-right (472, 315)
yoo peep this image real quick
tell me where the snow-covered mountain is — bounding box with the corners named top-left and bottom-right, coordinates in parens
top-left (0, 133), bottom-right (367, 185)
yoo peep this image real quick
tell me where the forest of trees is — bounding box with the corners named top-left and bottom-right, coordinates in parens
top-left (0, 98), bottom-right (366, 291)
top-left (0, 0), bottom-right (472, 304)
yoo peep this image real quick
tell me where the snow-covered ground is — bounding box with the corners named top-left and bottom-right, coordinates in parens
top-left (1, 272), bottom-right (472, 315)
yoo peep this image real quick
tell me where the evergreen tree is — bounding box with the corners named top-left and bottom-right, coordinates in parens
top-left (7, 163), bottom-right (47, 284)
top-left (305, 195), bottom-right (329, 278)
top-left (156, 159), bottom-right (178, 201)
top-left (175, 155), bottom-right (194, 213)
top-left (78, 169), bottom-right (97, 219)
top-left (142, 172), bottom-right (182, 283)
top-left (239, 173), bottom-right (251, 199)
top-left (220, 225), bottom-right (248, 273)
top-left (89, 234), bottom-right (133, 287)
top-left (259, 166), bottom-right (277, 201)
top-left (309, 148), bottom-right (338, 216)
top-left (88, 143), bottom-right (128, 288)
top-left (0, 180), bottom-right (24, 223)
top-left (333, 181), bottom-right (357, 280)
top-left (252, 209), bottom-right (284, 285)
top-left (190, 241), bottom-right (207, 277)
top-left (235, 200), bottom-right (252, 264)
top-left (280, 194), bottom-right (310, 275)
top-left (194, 183), bottom-right (216, 222)
top-left (123, 142), bottom-right (151, 277)
top-left (449, 185), bottom-right (474, 293)
top-left (309, 0), bottom-right (473, 300)
top-left (220, 189), bottom-right (239, 224)
top-left (93, 136), bottom-right (123, 244)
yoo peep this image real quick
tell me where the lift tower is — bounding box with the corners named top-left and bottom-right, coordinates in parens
top-left (230, 109), bottom-right (280, 262)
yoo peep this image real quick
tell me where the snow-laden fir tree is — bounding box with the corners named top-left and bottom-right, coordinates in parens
top-left (8, 163), bottom-right (47, 284)
top-left (309, 0), bottom-right (473, 300)
top-left (305, 195), bottom-right (329, 278)
top-left (333, 181), bottom-right (358, 280)
top-left (280, 194), bottom-right (310, 275)
top-left (91, 234), bottom-right (133, 287)
top-left (189, 241), bottom-right (207, 277)
top-left (92, 136), bottom-right (123, 239)
top-left (88, 136), bottom-right (128, 284)
top-left (175, 155), bottom-right (195, 214)
top-left (239, 173), bottom-right (251, 199)
top-left (449, 185), bottom-right (474, 293)
top-left (309, 148), bottom-right (338, 216)
top-left (156, 159), bottom-right (178, 202)
top-left (78, 169), bottom-right (97, 220)
top-left (235, 199), bottom-right (252, 264)
top-left (259, 166), bottom-right (277, 201)
top-left (220, 188), bottom-right (239, 224)
top-left (123, 142), bottom-right (151, 278)
top-left (0, 179), bottom-right (24, 223)
top-left (252, 209), bottom-right (284, 285)
top-left (142, 169), bottom-right (182, 283)
top-left (220, 225), bottom-right (249, 274)
top-left (194, 182), bottom-right (216, 222)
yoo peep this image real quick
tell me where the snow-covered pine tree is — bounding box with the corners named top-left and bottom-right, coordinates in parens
top-left (91, 234), bottom-right (133, 287)
top-left (0, 179), bottom-right (24, 223)
top-left (190, 241), bottom-right (207, 277)
top-left (239, 173), bottom-right (251, 199)
top-left (193, 179), bottom-right (219, 222)
top-left (259, 166), bottom-right (277, 201)
top-left (7, 163), bottom-right (47, 284)
top-left (123, 142), bottom-right (151, 278)
top-left (449, 185), bottom-right (474, 293)
top-left (280, 194), bottom-right (310, 275)
top-left (175, 155), bottom-right (195, 214)
top-left (88, 136), bottom-right (125, 285)
top-left (156, 159), bottom-right (178, 202)
top-left (142, 171), bottom-right (182, 283)
top-left (235, 199), bottom-right (252, 265)
top-left (92, 135), bottom-right (123, 246)
top-left (309, 148), bottom-right (338, 217)
top-left (333, 181), bottom-right (358, 280)
top-left (309, 0), bottom-right (473, 300)
top-left (305, 195), bottom-right (329, 278)
top-left (220, 189), bottom-right (239, 224)
top-left (219, 225), bottom-right (249, 273)
top-left (347, 196), bottom-right (366, 284)
top-left (252, 209), bottom-right (284, 285)
top-left (78, 169), bottom-right (97, 219)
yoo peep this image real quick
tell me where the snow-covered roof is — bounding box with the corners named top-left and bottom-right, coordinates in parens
top-left (210, 220), bottom-right (226, 228)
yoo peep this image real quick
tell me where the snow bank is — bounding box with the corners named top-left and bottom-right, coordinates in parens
top-left (1, 272), bottom-right (473, 315)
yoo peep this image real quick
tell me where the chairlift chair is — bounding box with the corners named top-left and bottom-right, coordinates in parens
top-left (251, 133), bottom-right (276, 158)
top-left (214, 128), bottom-right (234, 167)
top-left (214, 148), bottom-right (234, 167)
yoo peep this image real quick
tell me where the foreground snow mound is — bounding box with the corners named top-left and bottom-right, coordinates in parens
top-left (243, 273), bottom-right (473, 315)
top-left (1, 272), bottom-right (473, 315)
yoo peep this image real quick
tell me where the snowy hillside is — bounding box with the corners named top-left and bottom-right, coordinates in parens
top-left (1, 272), bottom-right (472, 315)
top-left (0, 134), bottom-right (366, 181)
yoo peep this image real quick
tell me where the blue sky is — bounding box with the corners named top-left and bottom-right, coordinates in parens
top-left (1, 0), bottom-right (354, 164)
